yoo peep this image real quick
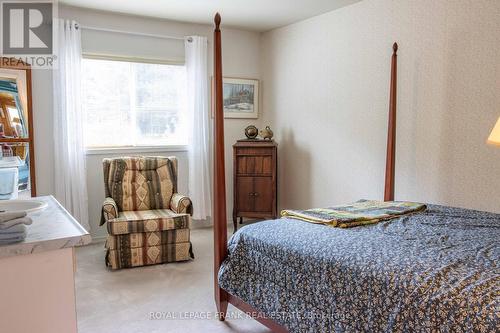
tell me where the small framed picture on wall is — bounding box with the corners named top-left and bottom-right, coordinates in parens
top-left (211, 77), bottom-right (259, 119)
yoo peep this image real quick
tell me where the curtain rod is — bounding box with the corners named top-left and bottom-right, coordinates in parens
top-left (76, 24), bottom-right (192, 42)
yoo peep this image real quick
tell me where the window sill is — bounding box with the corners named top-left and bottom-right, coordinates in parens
top-left (85, 145), bottom-right (188, 156)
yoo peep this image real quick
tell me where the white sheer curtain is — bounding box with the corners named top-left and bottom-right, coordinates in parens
top-left (185, 36), bottom-right (212, 220)
top-left (53, 20), bottom-right (90, 230)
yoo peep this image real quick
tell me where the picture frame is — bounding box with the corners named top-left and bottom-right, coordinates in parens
top-left (211, 77), bottom-right (259, 119)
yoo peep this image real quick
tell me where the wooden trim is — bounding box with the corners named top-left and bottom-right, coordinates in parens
top-left (212, 12), bottom-right (229, 320)
top-left (235, 153), bottom-right (274, 157)
top-left (26, 64), bottom-right (36, 196)
top-left (384, 43), bottom-right (398, 201)
top-left (233, 141), bottom-right (277, 147)
top-left (0, 138), bottom-right (30, 143)
top-left (234, 212), bottom-right (275, 218)
top-left (0, 57), bottom-right (36, 196)
top-left (0, 57), bottom-right (31, 70)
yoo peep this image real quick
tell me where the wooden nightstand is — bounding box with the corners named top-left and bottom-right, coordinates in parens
top-left (232, 140), bottom-right (278, 232)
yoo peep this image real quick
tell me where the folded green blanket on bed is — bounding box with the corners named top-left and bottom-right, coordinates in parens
top-left (281, 200), bottom-right (426, 228)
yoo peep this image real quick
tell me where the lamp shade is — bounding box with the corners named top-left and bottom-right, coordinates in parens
top-left (487, 117), bottom-right (500, 146)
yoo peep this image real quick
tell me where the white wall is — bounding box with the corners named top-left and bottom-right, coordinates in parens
top-left (261, 0), bottom-right (500, 213)
top-left (33, 5), bottom-right (262, 240)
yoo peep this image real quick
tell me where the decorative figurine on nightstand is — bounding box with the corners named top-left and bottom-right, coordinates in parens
top-left (259, 126), bottom-right (274, 140)
top-left (244, 125), bottom-right (259, 139)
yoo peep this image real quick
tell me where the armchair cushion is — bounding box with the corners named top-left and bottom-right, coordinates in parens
top-left (100, 197), bottom-right (118, 226)
top-left (106, 209), bottom-right (190, 235)
top-left (170, 193), bottom-right (193, 215)
top-left (103, 157), bottom-right (178, 212)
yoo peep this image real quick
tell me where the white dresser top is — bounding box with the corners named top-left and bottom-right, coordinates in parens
top-left (0, 195), bottom-right (92, 258)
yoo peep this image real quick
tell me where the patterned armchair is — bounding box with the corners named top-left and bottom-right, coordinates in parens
top-left (100, 156), bottom-right (193, 269)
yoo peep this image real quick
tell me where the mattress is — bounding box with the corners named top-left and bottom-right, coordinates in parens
top-left (218, 204), bottom-right (499, 332)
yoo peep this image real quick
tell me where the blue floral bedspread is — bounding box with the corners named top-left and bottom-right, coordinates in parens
top-left (218, 204), bottom-right (499, 332)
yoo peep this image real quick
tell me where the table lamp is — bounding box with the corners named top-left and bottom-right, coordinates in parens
top-left (487, 117), bottom-right (500, 146)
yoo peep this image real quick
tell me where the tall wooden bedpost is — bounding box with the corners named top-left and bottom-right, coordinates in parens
top-left (384, 42), bottom-right (398, 201)
top-left (213, 12), bottom-right (229, 320)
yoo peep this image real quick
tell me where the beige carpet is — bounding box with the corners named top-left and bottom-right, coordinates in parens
top-left (75, 227), bottom-right (272, 333)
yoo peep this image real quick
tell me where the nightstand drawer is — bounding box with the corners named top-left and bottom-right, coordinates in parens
top-left (236, 155), bottom-right (273, 175)
top-left (235, 147), bottom-right (274, 156)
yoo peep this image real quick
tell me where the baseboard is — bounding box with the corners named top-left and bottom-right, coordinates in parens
top-left (89, 235), bottom-right (107, 244)
top-left (190, 219), bottom-right (236, 231)
top-left (191, 218), bottom-right (213, 229)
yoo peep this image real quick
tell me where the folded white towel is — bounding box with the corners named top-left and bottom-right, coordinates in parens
top-left (0, 223), bottom-right (27, 234)
top-left (0, 216), bottom-right (32, 230)
top-left (0, 234), bottom-right (25, 244)
top-left (0, 211), bottom-right (27, 223)
top-left (0, 212), bottom-right (29, 245)
top-left (0, 224), bottom-right (26, 240)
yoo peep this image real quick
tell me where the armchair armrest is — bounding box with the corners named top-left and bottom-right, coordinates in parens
top-left (100, 197), bottom-right (119, 226)
top-left (170, 193), bottom-right (193, 216)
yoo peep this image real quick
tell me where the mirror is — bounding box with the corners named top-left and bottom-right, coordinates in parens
top-left (0, 58), bottom-right (36, 198)
top-left (0, 80), bottom-right (29, 138)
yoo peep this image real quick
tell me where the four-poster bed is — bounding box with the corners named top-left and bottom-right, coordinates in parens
top-left (212, 14), bottom-right (498, 333)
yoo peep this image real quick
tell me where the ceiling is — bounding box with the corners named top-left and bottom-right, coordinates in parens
top-left (60, 0), bottom-right (361, 32)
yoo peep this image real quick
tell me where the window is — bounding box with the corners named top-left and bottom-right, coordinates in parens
top-left (82, 57), bottom-right (187, 148)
